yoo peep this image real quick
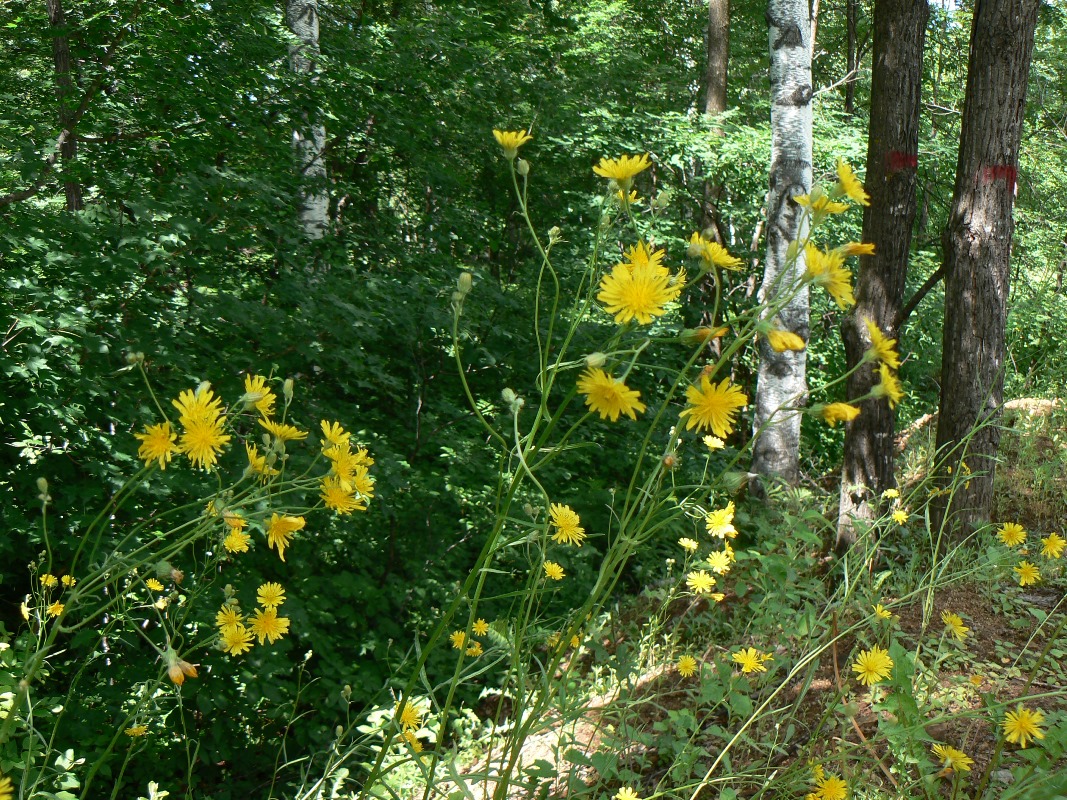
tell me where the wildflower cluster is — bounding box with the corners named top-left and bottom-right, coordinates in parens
top-left (216, 582), bottom-right (291, 657)
top-left (394, 699), bottom-right (424, 751)
top-left (449, 618), bottom-right (491, 658)
top-left (993, 521), bottom-right (1063, 586)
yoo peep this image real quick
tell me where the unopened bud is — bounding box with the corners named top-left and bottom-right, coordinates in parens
top-left (516, 158), bottom-right (530, 177)
top-left (548, 226), bottom-right (562, 244)
top-left (584, 352), bottom-right (607, 369)
top-left (342, 684), bottom-right (352, 700)
top-left (36, 477), bottom-right (48, 494)
top-left (501, 388), bottom-right (517, 405)
top-left (336, 725), bottom-right (344, 738)
top-left (125, 351), bottom-right (145, 365)
top-left (457, 272), bottom-right (473, 295)
top-left (195, 381), bottom-right (211, 398)
top-left (283, 378), bottom-right (294, 404)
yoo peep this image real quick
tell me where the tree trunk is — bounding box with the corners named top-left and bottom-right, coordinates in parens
top-left (752, 0), bottom-right (813, 486)
top-left (836, 0), bottom-right (928, 550)
top-left (932, 0), bottom-right (1039, 537)
top-left (844, 0), bottom-right (857, 114)
top-left (47, 0), bottom-right (82, 211)
top-left (701, 0), bottom-right (730, 237)
top-left (286, 0), bottom-right (329, 239)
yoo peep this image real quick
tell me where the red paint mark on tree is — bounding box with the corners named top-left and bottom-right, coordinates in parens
top-left (980, 164), bottom-right (1017, 188)
top-left (886, 151), bottom-right (918, 173)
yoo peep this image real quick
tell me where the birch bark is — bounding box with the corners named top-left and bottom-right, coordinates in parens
top-left (286, 0), bottom-right (329, 239)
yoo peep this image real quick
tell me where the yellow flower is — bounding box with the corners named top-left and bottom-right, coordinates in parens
top-left (864, 320), bottom-right (901, 369)
top-left (1040, 532), bottom-right (1066, 559)
top-left (873, 604), bottom-right (892, 620)
top-left (766, 328), bottom-right (806, 352)
top-left (812, 773), bottom-right (849, 800)
top-left (732, 647), bottom-right (771, 674)
top-left (401, 730), bottom-right (423, 752)
top-left (124, 724), bottom-right (149, 737)
top-left (259, 417), bottom-right (308, 442)
top-left (616, 188), bottom-right (640, 205)
top-left (872, 364), bottom-right (904, 408)
top-left (0, 774), bottom-right (13, 800)
top-left (614, 788), bottom-right (642, 800)
top-left (179, 417), bottom-right (231, 470)
top-left (46, 601), bottom-right (64, 617)
top-left (266, 513), bottom-right (305, 562)
top-left (1014, 560), bottom-right (1040, 586)
top-left (224, 528), bottom-right (251, 553)
top-left (997, 522), bottom-right (1027, 547)
top-left (245, 442), bottom-right (279, 480)
top-left (146, 578), bottom-right (164, 591)
top-left (320, 420), bottom-right (350, 451)
top-left (492, 129), bottom-right (532, 159)
top-left (597, 260), bottom-right (681, 325)
top-left (249, 607), bottom-right (290, 644)
top-left (172, 387), bottom-right (224, 425)
top-left (703, 435), bottom-right (725, 450)
top-left (242, 374), bottom-right (276, 417)
top-left (1002, 704), bottom-right (1045, 747)
top-left (881, 488), bottom-right (899, 499)
top-left (60, 574), bottom-right (76, 587)
top-left (686, 569), bottom-right (716, 594)
top-left (688, 232), bottom-right (744, 270)
top-left (543, 561), bottom-right (565, 581)
top-left (449, 630), bottom-right (466, 649)
top-left (223, 510), bottom-right (246, 530)
top-left (134, 421), bottom-right (180, 469)
top-left (705, 502), bottom-right (737, 539)
top-left (549, 503), bottom-right (586, 546)
top-left (577, 368), bottom-right (646, 421)
top-left (678, 537), bottom-right (699, 553)
top-left (835, 159), bottom-right (870, 205)
top-left (706, 550), bottom-right (732, 575)
top-left (941, 611), bottom-right (969, 641)
top-left (216, 605), bottom-right (243, 632)
top-left (679, 375), bottom-right (747, 437)
top-left (683, 326), bottom-right (730, 346)
top-left (892, 510), bottom-right (908, 525)
top-left (795, 190), bottom-right (850, 218)
top-left (836, 241), bottom-right (876, 257)
top-left (677, 655), bottom-right (698, 677)
top-left (472, 619), bottom-right (490, 636)
top-left (40, 573), bottom-right (58, 588)
top-left (851, 646), bottom-right (893, 686)
top-left (969, 674), bottom-right (984, 686)
top-left (593, 153), bottom-right (651, 183)
top-left (396, 700), bottom-right (423, 730)
top-left (220, 623), bottom-right (254, 656)
top-left (320, 475), bottom-right (367, 515)
top-left (257, 582), bottom-right (286, 609)
top-left (466, 641), bottom-right (484, 657)
top-left (804, 243), bottom-right (855, 309)
top-left (819, 402), bottom-right (861, 427)
top-left (932, 743), bottom-right (973, 773)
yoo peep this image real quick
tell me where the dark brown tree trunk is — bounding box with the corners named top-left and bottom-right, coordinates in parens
top-left (47, 0), bottom-right (82, 211)
top-left (932, 0), bottom-right (1039, 538)
top-left (701, 0), bottom-right (730, 237)
top-left (836, 0), bottom-right (928, 550)
top-left (844, 0), bottom-right (858, 114)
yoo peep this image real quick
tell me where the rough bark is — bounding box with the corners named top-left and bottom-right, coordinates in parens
top-left (751, 0), bottom-right (813, 486)
top-left (836, 0), bottom-right (928, 550)
top-left (701, 0), bottom-right (730, 237)
top-left (47, 0), bottom-right (82, 211)
top-left (286, 0), bottom-right (329, 239)
top-left (932, 0), bottom-right (1039, 537)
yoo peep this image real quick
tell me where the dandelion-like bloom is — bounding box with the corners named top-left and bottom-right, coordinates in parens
top-left (892, 510), bottom-right (908, 525)
top-left (882, 488), bottom-right (899, 499)
top-left (706, 550), bottom-right (732, 575)
top-left (688, 232), bottom-right (744, 270)
top-left (320, 420), bottom-right (350, 451)
top-left (1002, 705), bottom-right (1045, 747)
top-left (1014, 560), bottom-right (1040, 586)
top-left (493, 129), bottom-right (532, 159)
top-left (686, 569), bottom-right (716, 594)
top-left (180, 417), bottom-right (231, 470)
top-left (266, 513), bottom-right (305, 562)
top-left (224, 510), bottom-right (246, 531)
top-left (873, 604), bottom-right (892, 619)
top-left (872, 363), bottom-right (904, 408)
top-left (242, 374), bottom-right (276, 417)
top-left (135, 421), bottom-right (180, 469)
top-left (124, 725), bottom-right (149, 737)
top-left (812, 773), bottom-right (849, 800)
top-left (614, 788), bottom-right (642, 800)
top-left (172, 387), bottom-right (224, 424)
top-left (703, 435), bottom-right (725, 450)
top-left (257, 582), bottom-right (286, 609)
top-left (216, 604), bottom-right (243, 631)
top-left (863, 320), bottom-right (901, 369)
top-left (597, 260), bottom-right (680, 325)
top-left (40, 573), bottom-right (58, 588)
top-left (852, 646), bottom-right (893, 686)
top-left (250, 607), bottom-right (290, 644)
top-left (402, 730), bottom-right (423, 752)
top-left (320, 475), bottom-right (366, 515)
top-left (766, 328), bottom-right (806, 352)
top-left (543, 561), bottom-right (565, 581)
top-left (678, 537), bottom-right (699, 553)
top-left (146, 578), bottom-right (164, 591)
top-left (259, 418), bottom-right (308, 442)
top-left (836, 241), bottom-right (876, 257)
top-left (1041, 532), bottom-right (1066, 559)
top-left (997, 522), bottom-right (1027, 547)
top-left (46, 601), bottom-right (63, 617)
top-left (472, 619), bottom-right (489, 636)
top-left (550, 503), bottom-right (586, 546)
top-left (679, 376), bottom-right (748, 437)
top-left (820, 403), bottom-right (860, 427)
top-left (449, 630), bottom-right (466, 649)
top-left (795, 190), bottom-right (850, 219)
top-left (224, 529), bottom-right (251, 553)
top-left (705, 501), bottom-right (737, 539)
top-left (245, 442), bottom-right (279, 480)
top-left (61, 574), bottom-right (76, 587)
top-left (732, 647), bottom-right (771, 674)
top-left (0, 775), bottom-right (12, 800)
top-left (396, 700), bottom-right (422, 731)
top-left (677, 655), bottom-right (698, 677)
top-left (220, 623), bottom-right (254, 656)
top-left (804, 243), bottom-right (855, 309)
top-left (941, 611), bottom-right (969, 641)
top-left (932, 743), bottom-right (974, 772)
top-left (836, 159), bottom-right (870, 205)
top-left (466, 641), bottom-right (484, 657)
top-left (577, 368), bottom-right (647, 421)
top-left (593, 153), bottom-right (651, 182)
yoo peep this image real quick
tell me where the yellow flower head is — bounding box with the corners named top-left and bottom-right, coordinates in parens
top-left (932, 743), bottom-right (973, 773)
top-left (396, 700), bottom-right (422, 731)
top-left (259, 417), bottom-right (308, 442)
top-left (812, 773), bottom-right (849, 800)
top-left (819, 402), bottom-right (860, 427)
top-left (872, 363), bottom-right (904, 408)
top-left (1002, 704), bottom-right (1045, 747)
top-left (124, 724), bottom-right (149, 737)
top-left (679, 375), bottom-right (747, 437)
top-left (46, 601), bottom-right (64, 617)
top-left (852, 646), bottom-right (893, 686)
top-left (543, 561), bottom-right (565, 581)
top-left (864, 320), bottom-right (901, 369)
top-left (224, 528), bottom-right (251, 553)
top-left (179, 417), bottom-right (231, 470)
top-left (320, 420), bottom-right (350, 451)
top-left (706, 549), bottom-right (732, 575)
top-left (593, 153), bottom-right (651, 183)
top-left (61, 574), bottom-right (76, 587)
top-left (40, 573), bottom-right (58, 588)
top-left (703, 435), bottom-right (725, 450)
top-left (492, 129), bottom-right (532, 159)
top-left (242, 374), bottom-right (276, 417)
top-left (892, 510), bottom-right (908, 525)
top-left (835, 159), bottom-right (870, 205)
top-left (266, 513), bottom-right (305, 562)
top-left (997, 522), bottom-right (1027, 547)
top-left (614, 788), bottom-right (642, 800)
top-left (135, 421), bottom-right (180, 469)
top-left (689, 232), bottom-right (744, 270)
top-left (836, 241), bottom-right (876, 257)
top-left (804, 243), bottom-right (855, 309)
top-left (472, 618), bottom-right (490, 636)
top-left (172, 387), bottom-right (224, 426)
top-left (449, 630), bottom-right (466, 649)
top-left (882, 488), bottom-right (900, 499)
top-left (597, 259), bottom-right (682, 325)
top-left (686, 569), bottom-right (716, 594)
top-left (220, 623), bottom-right (254, 656)
top-left (249, 607), bottom-right (290, 644)
top-left (320, 475), bottom-right (367, 515)
top-left (257, 582), bottom-right (286, 610)
top-left (465, 641), bottom-right (484, 657)
top-left (873, 603), bottom-right (892, 620)
top-left (577, 368), bottom-right (646, 422)
top-left (705, 502), bottom-right (737, 539)
top-left (245, 442), bottom-right (280, 480)
top-left (549, 503), bottom-right (586, 546)
top-left (622, 240), bottom-right (668, 273)
top-left (1040, 532), bottom-right (1066, 559)
top-left (678, 537), bottom-right (699, 553)
top-left (1014, 560), bottom-right (1040, 586)
top-left (766, 328), bottom-right (806, 352)
top-left (941, 611), bottom-right (969, 641)
top-left (732, 647), bottom-right (771, 674)
top-left (146, 578), bottom-right (164, 592)
top-left (677, 655), bottom-right (698, 677)
top-left (795, 189), bottom-right (850, 220)
top-left (216, 604), bottom-right (243, 631)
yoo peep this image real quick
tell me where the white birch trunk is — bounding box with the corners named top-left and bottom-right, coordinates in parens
top-left (751, 0), bottom-right (813, 484)
top-left (286, 0), bottom-right (328, 239)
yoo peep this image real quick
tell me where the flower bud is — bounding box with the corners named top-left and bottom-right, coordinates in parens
top-left (548, 226), bottom-right (562, 244)
top-left (516, 158), bottom-right (530, 177)
top-left (36, 477), bottom-right (51, 504)
top-left (125, 351), bottom-right (145, 365)
top-left (342, 684), bottom-right (352, 700)
top-left (336, 725), bottom-right (345, 738)
top-left (501, 388), bottom-right (517, 405)
top-left (283, 378), bottom-right (295, 404)
top-left (195, 381), bottom-right (211, 398)
top-left (584, 352), bottom-right (607, 369)
top-left (457, 272), bottom-right (473, 296)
